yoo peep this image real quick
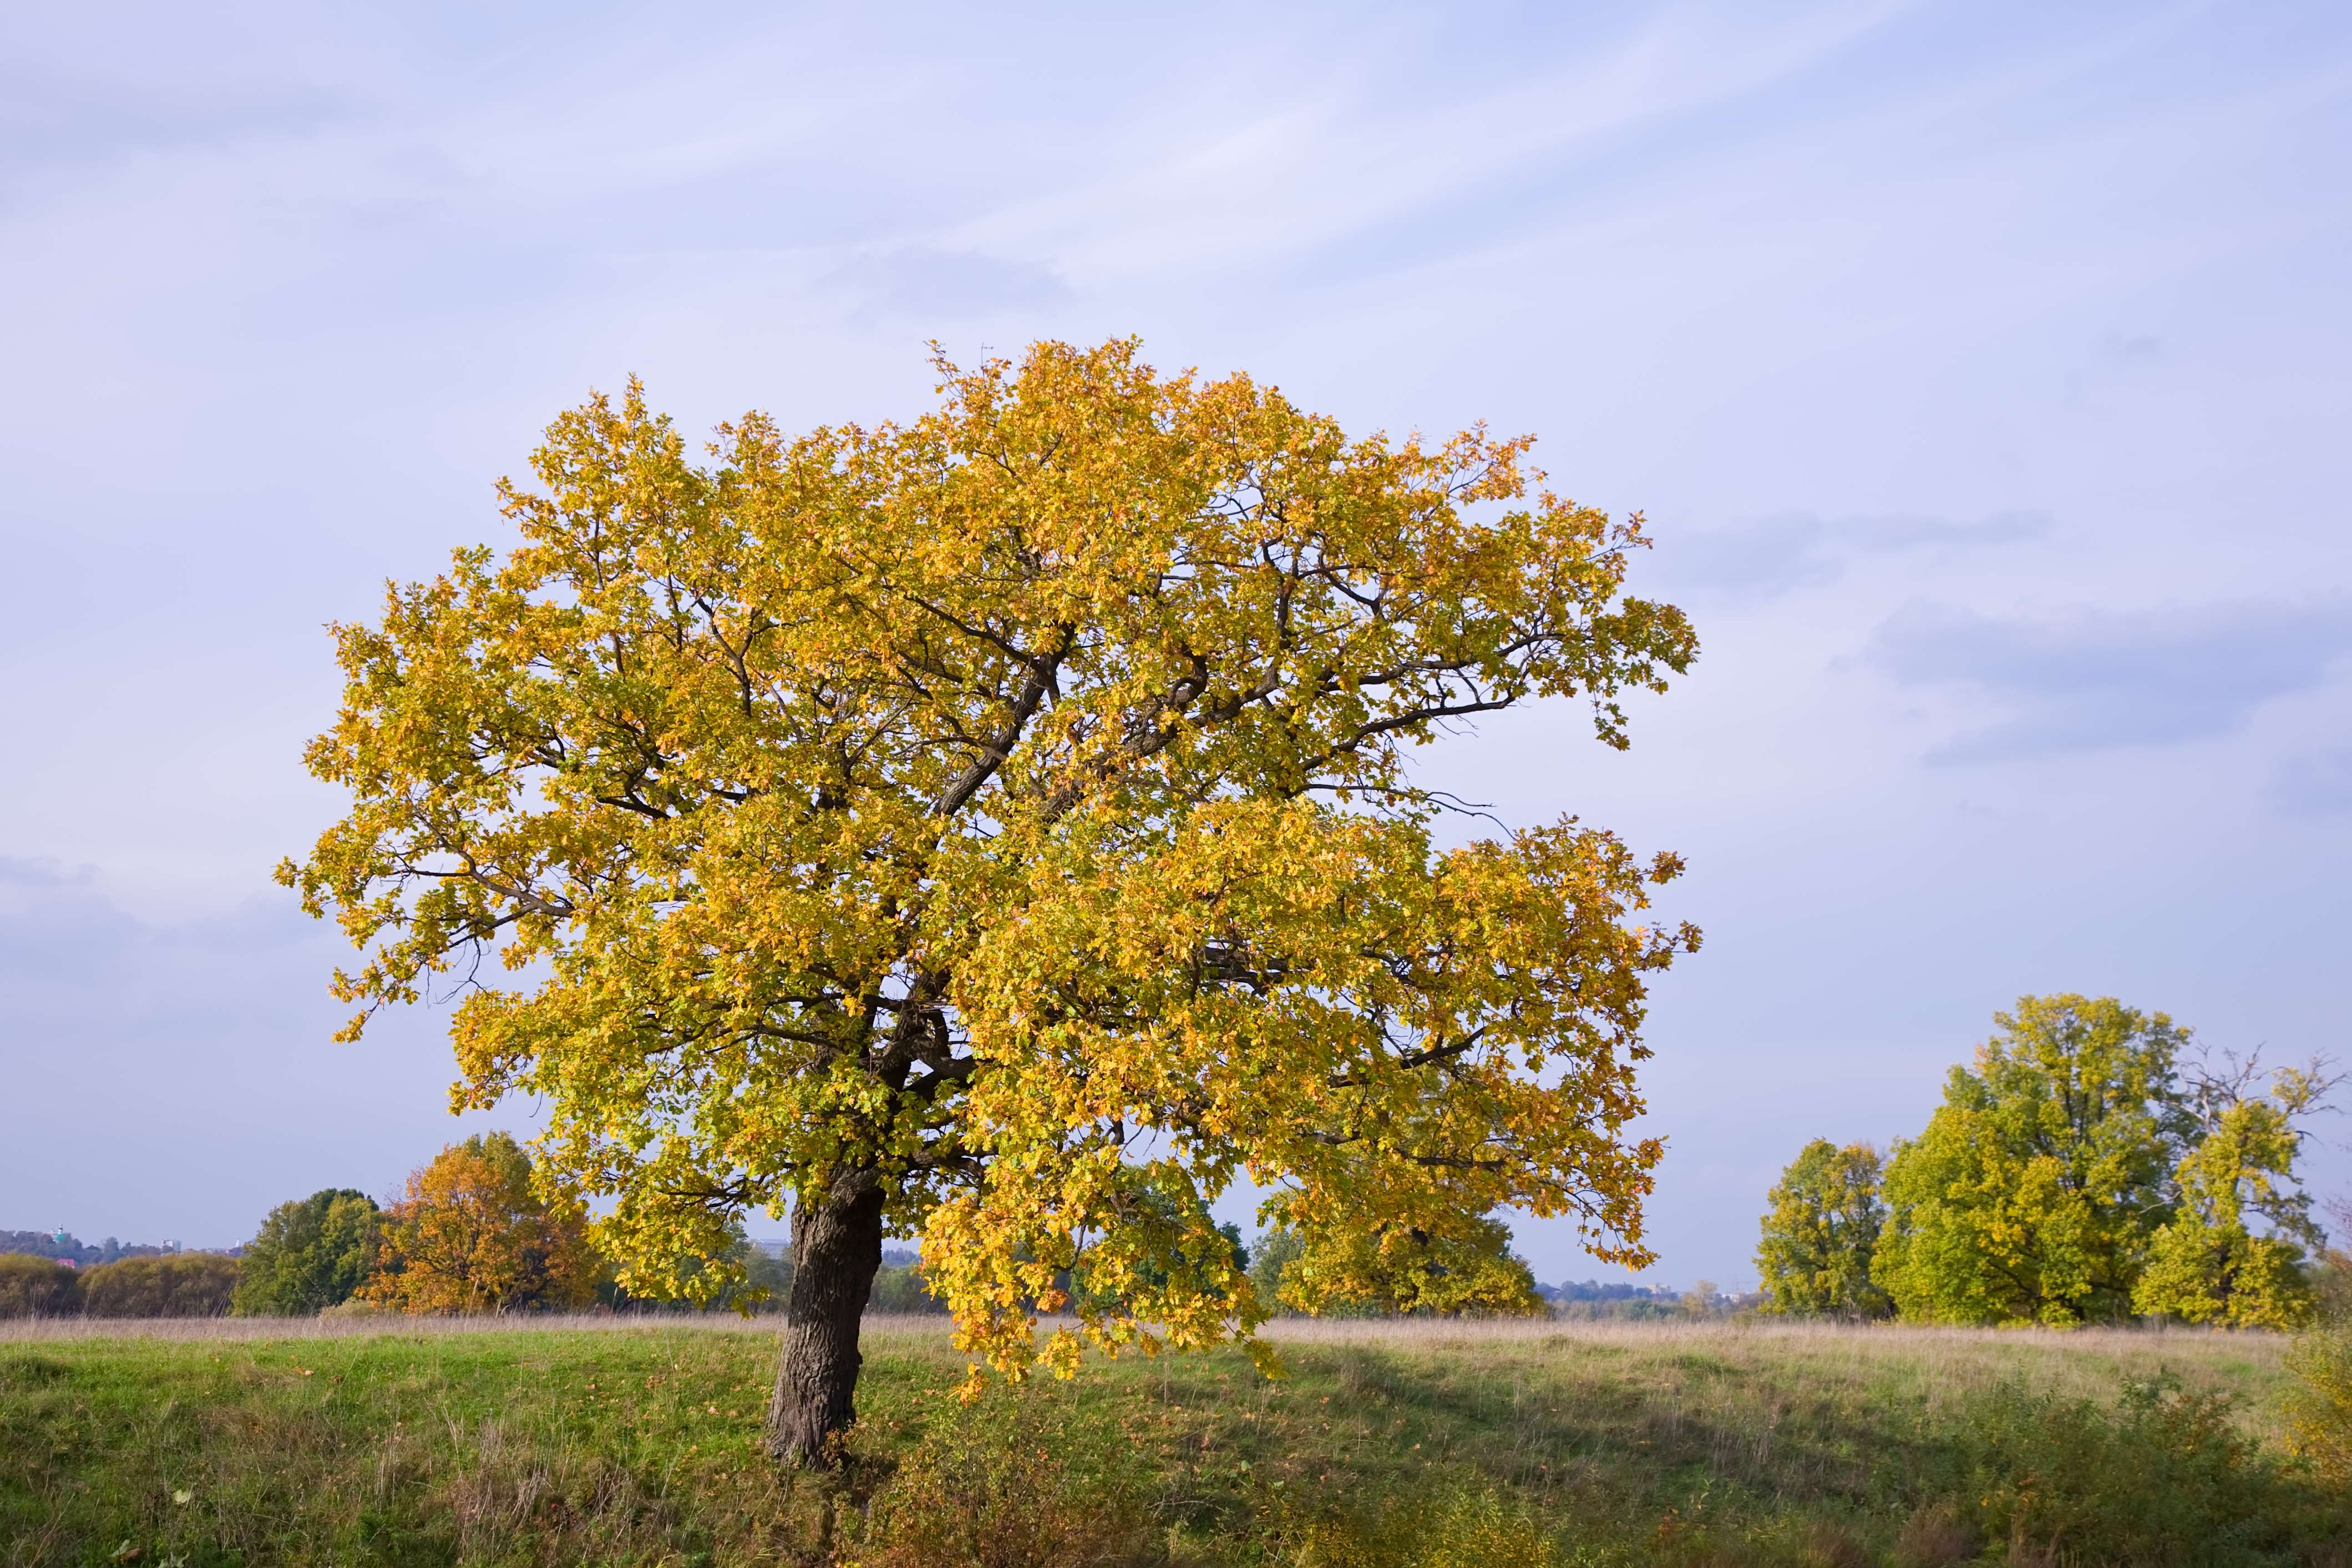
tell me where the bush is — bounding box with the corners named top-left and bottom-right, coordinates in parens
top-left (2284, 1318), bottom-right (2352, 1484)
top-left (79, 1254), bottom-right (240, 1317)
top-left (0, 1254), bottom-right (82, 1317)
top-left (1948, 1373), bottom-right (2331, 1564)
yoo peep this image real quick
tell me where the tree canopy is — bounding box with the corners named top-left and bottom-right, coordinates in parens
top-left (1754, 1139), bottom-right (1889, 1318)
top-left (232, 1188), bottom-right (381, 1317)
top-left (1761, 997), bottom-right (2336, 1329)
top-left (358, 1133), bottom-right (600, 1314)
top-left (1872, 996), bottom-right (2189, 1325)
top-left (285, 337), bottom-right (1699, 1458)
top-left (2132, 1053), bottom-right (2334, 1328)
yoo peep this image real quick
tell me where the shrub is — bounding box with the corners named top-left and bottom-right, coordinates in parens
top-left (79, 1253), bottom-right (240, 1317)
top-left (0, 1254), bottom-right (82, 1316)
top-left (1949, 1373), bottom-right (2324, 1564)
top-left (1890, 1504), bottom-right (1976, 1568)
top-left (2283, 1318), bottom-right (2352, 1484)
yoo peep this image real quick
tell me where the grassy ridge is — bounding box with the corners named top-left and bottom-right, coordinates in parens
top-left (1, 1317), bottom-right (2340, 1566)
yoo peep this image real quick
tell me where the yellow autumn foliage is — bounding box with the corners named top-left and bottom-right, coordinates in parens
top-left (285, 338), bottom-right (1697, 1391)
top-left (359, 1133), bottom-right (601, 1315)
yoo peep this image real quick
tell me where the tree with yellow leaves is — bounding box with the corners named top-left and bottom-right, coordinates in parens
top-left (358, 1133), bottom-right (601, 1314)
top-left (285, 338), bottom-right (1699, 1464)
top-left (2132, 1050), bottom-right (2338, 1328)
top-left (1754, 1139), bottom-right (1890, 1318)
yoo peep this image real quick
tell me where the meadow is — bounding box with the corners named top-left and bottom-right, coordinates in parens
top-left (4, 1315), bottom-right (2344, 1567)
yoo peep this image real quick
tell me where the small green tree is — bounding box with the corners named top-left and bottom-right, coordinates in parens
top-left (2280, 1193), bottom-right (2352, 1479)
top-left (2284, 1318), bottom-right (2352, 1484)
top-left (1755, 1139), bottom-right (1890, 1317)
top-left (737, 1243), bottom-right (794, 1310)
top-left (1249, 1227), bottom-right (1308, 1316)
top-left (1873, 996), bottom-right (2189, 1325)
top-left (869, 1260), bottom-right (949, 1313)
top-left (232, 1188), bottom-right (382, 1316)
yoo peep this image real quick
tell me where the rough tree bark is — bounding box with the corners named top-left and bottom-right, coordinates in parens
top-left (766, 1168), bottom-right (887, 1467)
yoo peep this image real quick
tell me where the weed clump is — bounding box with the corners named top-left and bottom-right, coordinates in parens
top-left (846, 1391), bottom-right (1155, 1567)
top-left (1261, 1486), bottom-right (1559, 1567)
top-left (1890, 1503), bottom-right (1977, 1567)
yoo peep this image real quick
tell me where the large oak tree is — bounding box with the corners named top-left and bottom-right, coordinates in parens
top-left (285, 339), bottom-right (1700, 1464)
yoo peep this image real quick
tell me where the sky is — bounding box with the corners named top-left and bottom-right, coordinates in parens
top-left (2, 1), bottom-right (2348, 1287)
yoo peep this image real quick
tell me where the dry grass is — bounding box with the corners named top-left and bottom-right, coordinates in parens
top-left (1253, 1315), bottom-right (2297, 1445)
top-left (3, 1309), bottom-right (2287, 1357)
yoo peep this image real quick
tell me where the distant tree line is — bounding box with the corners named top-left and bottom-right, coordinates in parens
top-left (2, 1132), bottom-right (959, 1320)
top-left (0, 1254), bottom-right (239, 1317)
top-left (7, 1136), bottom-right (1691, 1324)
top-left (1755, 994), bottom-right (2346, 1328)
top-left (0, 1231), bottom-right (182, 1266)
top-left (11, 1129), bottom-right (1715, 1325)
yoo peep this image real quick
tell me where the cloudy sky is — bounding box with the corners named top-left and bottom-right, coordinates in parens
top-left (3, 1), bottom-right (2347, 1285)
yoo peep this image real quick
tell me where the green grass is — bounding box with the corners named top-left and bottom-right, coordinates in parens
top-left (1, 1316), bottom-right (2343, 1566)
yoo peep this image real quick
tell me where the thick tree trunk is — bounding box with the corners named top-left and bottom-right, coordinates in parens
top-left (766, 1167), bottom-right (886, 1468)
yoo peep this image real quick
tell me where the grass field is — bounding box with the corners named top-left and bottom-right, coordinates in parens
top-left (2, 1315), bottom-right (2343, 1566)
